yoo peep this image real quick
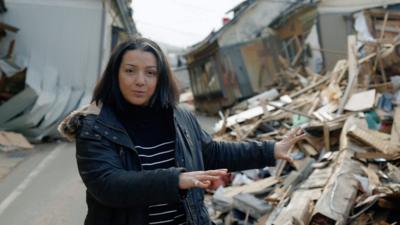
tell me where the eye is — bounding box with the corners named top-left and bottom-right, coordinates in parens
top-left (146, 70), bottom-right (157, 77)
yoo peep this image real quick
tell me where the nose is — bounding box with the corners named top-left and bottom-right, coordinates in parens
top-left (134, 72), bottom-right (146, 86)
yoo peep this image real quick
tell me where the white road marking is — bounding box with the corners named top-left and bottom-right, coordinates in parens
top-left (0, 145), bottom-right (63, 216)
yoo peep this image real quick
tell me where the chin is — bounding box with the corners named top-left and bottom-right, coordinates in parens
top-left (129, 99), bottom-right (148, 106)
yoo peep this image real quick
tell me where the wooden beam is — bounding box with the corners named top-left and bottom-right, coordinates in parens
top-left (309, 117), bottom-right (364, 225)
top-left (267, 102), bottom-right (316, 120)
top-left (272, 190), bottom-right (316, 225)
top-left (233, 193), bottom-right (272, 219)
top-left (220, 176), bottom-right (279, 200)
top-left (391, 108), bottom-right (400, 145)
top-left (337, 35), bottom-right (359, 115)
top-left (347, 125), bottom-right (400, 158)
top-left (290, 75), bottom-right (330, 99)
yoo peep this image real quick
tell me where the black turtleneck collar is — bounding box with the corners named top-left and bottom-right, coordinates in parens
top-left (113, 97), bottom-right (175, 146)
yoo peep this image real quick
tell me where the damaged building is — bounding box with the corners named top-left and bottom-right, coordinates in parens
top-left (0, 0), bottom-right (138, 142)
top-left (185, 0), bottom-right (318, 114)
top-left (194, 0), bottom-right (400, 225)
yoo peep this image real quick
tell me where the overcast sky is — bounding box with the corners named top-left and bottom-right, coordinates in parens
top-left (131, 0), bottom-right (245, 48)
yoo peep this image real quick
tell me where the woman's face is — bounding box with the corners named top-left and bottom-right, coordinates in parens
top-left (118, 50), bottom-right (158, 106)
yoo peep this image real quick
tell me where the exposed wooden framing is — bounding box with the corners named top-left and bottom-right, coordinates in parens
top-left (337, 35), bottom-right (359, 115)
top-left (372, 11), bottom-right (389, 83)
top-left (291, 36), bottom-right (305, 67)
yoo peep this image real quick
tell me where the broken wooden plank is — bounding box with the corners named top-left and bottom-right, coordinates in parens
top-left (282, 157), bottom-right (315, 189)
top-left (299, 166), bottom-right (333, 189)
top-left (0, 22), bottom-right (19, 33)
top-left (348, 125), bottom-right (400, 157)
top-left (361, 165), bottom-right (381, 194)
top-left (309, 116), bottom-right (364, 225)
top-left (391, 107), bottom-right (400, 145)
top-left (298, 142), bottom-right (318, 156)
top-left (233, 193), bottom-right (272, 219)
top-left (386, 163), bottom-right (400, 183)
top-left (219, 176), bottom-right (279, 200)
top-left (290, 75), bottom-right (330, 99)
top-left (337, 35), bottom-right (359, 115)
top-left (354, 151), bottom-right (400, 160)
top-left (272, 190), bottom-right (316, 225)
top-left (267, 102), bottom-right (316, 120)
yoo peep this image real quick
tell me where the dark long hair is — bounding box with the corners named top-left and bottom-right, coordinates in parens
top-left (92, 37), bottom-right (179, 110)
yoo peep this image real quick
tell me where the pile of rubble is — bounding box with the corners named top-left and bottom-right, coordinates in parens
top-left (206, 34), bottom-right (400, 225)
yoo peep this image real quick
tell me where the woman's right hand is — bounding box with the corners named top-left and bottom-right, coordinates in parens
top-left (179, 169), bottom-right (228, 189)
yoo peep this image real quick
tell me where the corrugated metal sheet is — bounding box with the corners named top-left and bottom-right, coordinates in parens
top-left (220, 46), bottom-right (253, 99)
top-left (0, 0), bottom-right (103, 140)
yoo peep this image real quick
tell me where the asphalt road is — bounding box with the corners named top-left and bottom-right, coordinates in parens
top-left (0, 143), bottom-right (86, 225)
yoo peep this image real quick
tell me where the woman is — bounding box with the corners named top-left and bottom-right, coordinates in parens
top-left (58, 37), bottom-right (304, 225)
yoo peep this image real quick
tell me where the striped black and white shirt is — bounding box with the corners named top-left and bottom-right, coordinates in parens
top-left (136, 140), bottom-right (186, 225)
top-left (118, 105), bottom-right (187, 225)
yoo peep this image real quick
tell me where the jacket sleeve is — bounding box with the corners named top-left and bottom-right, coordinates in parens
top-left (188, 113), bottom-right (276, 171)
top-left (76, 128), bottom-right (185, 208)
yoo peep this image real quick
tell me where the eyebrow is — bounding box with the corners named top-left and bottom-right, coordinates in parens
top-left (125, 64), bottom-right (157, 68)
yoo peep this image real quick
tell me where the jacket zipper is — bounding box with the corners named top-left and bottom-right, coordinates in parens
top-left (174, 116), bottom-right (195, 225)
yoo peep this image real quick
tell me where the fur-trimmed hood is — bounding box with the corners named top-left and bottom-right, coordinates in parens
top-left (58, 102), bottom-right (101, 141)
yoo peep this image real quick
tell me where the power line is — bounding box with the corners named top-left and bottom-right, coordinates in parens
top-left (136, 19), bottom-right (205, 37)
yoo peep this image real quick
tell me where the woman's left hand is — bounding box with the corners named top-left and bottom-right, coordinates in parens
top-left (274, 127), bottom-right (306, 162)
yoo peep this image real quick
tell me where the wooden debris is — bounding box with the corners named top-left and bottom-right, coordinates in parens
top-left (209, 11), bottom-right (400, 224)
top-left (309, 117), bottom-right (364, 225)
top-left (233, 193), bottom-right (272, 219)
top-left (0, 131), bottom-right (33, 152)
top-left (299, 166), bottom-right (333, 189)
top-left (337, 35), bottom-right (359, 115)
top-left (272, 190), bottom-right (315, 225)
top-left (386, 163), bottom-right (400, 183)
top-left (391, 108), bottom-right (400, 145)
top-left (348, 125), bottom-right (400, 159)
top-left (218, 176), bottom-right (278, 201)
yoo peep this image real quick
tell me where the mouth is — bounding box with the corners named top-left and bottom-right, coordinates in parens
top-left (132, 90), bottom-right (146, 96)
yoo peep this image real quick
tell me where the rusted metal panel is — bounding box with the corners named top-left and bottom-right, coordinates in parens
top-left (220, 46), bottom-right (253, 99)
top-left (240, 38), bottom-right (281, 93)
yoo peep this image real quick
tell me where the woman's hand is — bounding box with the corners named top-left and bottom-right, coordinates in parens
top-left (274, 127), bottom-right (306, 162)
top-left (179, 169), bottom-right (228, 189)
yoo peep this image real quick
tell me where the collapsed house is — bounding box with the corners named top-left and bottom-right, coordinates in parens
top-left (203, 1), bottom-right (400, 225)
top-left (184, 0), bottom-right (318, 114)
top-left (0, 0), bottom-right (138, 142)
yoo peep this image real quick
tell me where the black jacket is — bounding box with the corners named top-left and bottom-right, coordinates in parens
top-left (58, 103), bottom-right (276, 225)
